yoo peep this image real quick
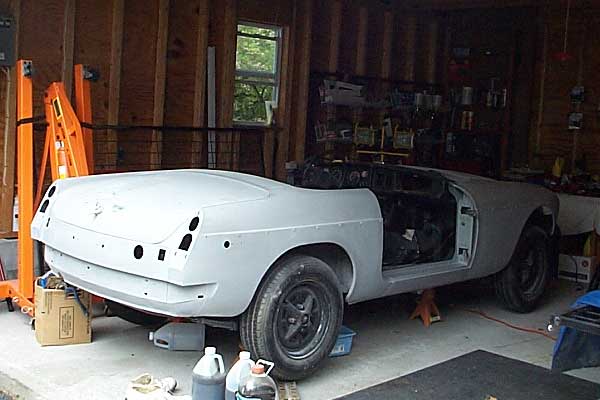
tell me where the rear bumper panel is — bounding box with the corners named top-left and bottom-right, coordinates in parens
top-left (45, 246), bottom-right (216, 317)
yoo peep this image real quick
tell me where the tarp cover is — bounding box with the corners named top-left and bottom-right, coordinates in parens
top-left (552, 290), bottom-right (600, 371)
top-left (557, 194), bottom-right (600, 235)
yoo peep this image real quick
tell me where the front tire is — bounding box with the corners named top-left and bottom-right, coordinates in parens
top-left (240, 255), bottom-right (343, 381)
top-left (494, 225), bottom-right (550, 313)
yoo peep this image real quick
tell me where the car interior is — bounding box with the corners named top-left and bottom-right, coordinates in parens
top-left (299, 161), bottom-right (457, 269)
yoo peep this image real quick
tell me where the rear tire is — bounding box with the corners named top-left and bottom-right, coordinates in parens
top-left (240, 255), bottom-right (343, 381)
top-left (494, 225), bottom-right (550, 313)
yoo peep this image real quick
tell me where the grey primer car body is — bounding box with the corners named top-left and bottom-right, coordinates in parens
top-left (31, 162), bottom-right (558, 380)
top-left (32, 163), bottom-right (557, 317)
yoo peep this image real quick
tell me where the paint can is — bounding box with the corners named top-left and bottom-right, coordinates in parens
top-left (461, 86), bottom-right (474, 106)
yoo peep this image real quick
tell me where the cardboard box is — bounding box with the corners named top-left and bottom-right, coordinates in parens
top-left (34, 278), bottom-right (92, 346)
top-left (558, 254), bottom-right (598, 284)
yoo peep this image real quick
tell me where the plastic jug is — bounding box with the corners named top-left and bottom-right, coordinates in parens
top-left (192, 347), bottom-right (226, 400)
top-left (225, 351), bottom-right (255, 400)
top-left (236, 360), bottom-right (278, 400)
top-left (149, 322), bottom-right (205, 351)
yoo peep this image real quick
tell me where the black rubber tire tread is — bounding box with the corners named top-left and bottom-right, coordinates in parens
top-left (240, 254), bottom-right (343, 381)
top-left (105, 300), bottom-right (168, 327)
top-left (494, 225), bottom-right (550, 313)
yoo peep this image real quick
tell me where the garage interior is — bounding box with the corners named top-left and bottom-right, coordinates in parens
top-left (1, 0), bottom-right (600, 399)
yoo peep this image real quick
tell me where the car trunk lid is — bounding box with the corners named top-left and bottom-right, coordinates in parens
top-left (50, 170), bottom-right (269, 243)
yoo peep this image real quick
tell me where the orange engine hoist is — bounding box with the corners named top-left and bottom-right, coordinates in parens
top-left (0, 59), bottom-right (95, 316)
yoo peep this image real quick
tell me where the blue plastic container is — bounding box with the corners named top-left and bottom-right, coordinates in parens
top-left (329, 326), bottom-right (356, 357)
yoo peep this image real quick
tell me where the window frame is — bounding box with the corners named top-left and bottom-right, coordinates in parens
top-left (234, 20), bottom-right (283, 126)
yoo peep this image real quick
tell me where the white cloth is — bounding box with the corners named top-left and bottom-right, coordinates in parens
top-left (557, 193), bottom-right (600, 235)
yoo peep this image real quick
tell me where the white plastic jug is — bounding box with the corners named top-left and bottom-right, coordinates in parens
top-left (225, 351), bottom-right (255, 400)
top-left (149, 322), bottom-right (205, 351)
top-left (194, 347), bottom-right (225, 377)
top-left (192, 347), bottom-right (226, 400)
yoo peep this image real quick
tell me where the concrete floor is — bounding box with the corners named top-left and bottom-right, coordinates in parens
top-left (0, 280), bottom-right (599, 400)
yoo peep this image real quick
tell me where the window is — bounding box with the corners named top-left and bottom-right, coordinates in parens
top-left (234, 22), bottom-right (282, 124)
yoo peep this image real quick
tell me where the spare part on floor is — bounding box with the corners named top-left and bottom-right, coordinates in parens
top-left (32, 154), bottom-right (560, 379)
top-left (0, 60), bottom-right (93, 316)
top-left (551, 290), bottom-right (600, 372)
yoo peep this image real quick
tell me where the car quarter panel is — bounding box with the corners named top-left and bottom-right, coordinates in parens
top-left (32, 172), bottom-right (384, 318)
top-left (178, 186), bottom-right (384, 315)
top-left (454, 178), bottom-right (559, 279)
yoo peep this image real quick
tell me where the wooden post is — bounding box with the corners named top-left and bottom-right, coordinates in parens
top-left (275, 22), bottom-right (295, 180)
top-left (61, 0), bottom-right (75, 99)
top-left (191, 0), bottom-right (209, 168)
top-left (531, 13), bottom-right (548, 161)
top-left (327, 0), bottom-right (342, 73)
top-left (0, 0), bottom-right (19, 234)
top-left (381, 11), bottom-right (394, 79)
top-left (355, 6), bottom-right (368, 76)
top-left (402, 15), bottom-right (417, 81)
top-left (107, 0), bottom-right (124, 170)
top-left (150, 0), bottom-right (169, 170)
top-left (424, 19), bottom-right (439, 84)
top-left (292, 0), bottom-right (313, 164)
top-left (216, 0), bottom-right (237, 169)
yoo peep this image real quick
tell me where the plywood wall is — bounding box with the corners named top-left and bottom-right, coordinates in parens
top-left (0, 0), bottom-right (313, 231)
top-left (2, 0), bottom-right (599, 233)
top-left (529, 1), bottom-right (600, 174)
top-left (310, 0), bottom-right (444, 84)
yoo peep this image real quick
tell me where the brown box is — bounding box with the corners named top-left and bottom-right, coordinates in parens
top-left (34, 279), bottom-right (92, 346)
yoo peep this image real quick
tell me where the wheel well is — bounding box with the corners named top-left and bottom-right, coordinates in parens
top-left (525, 206), bottom-right (555, 237)
top-left (274, 243), bottom-right (354, 294)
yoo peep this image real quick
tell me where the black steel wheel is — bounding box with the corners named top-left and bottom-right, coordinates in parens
top-left (495, 225), bottom-right (550, 313)
top-left (276, 281), bottom-right (331, 359)
top-left (240, 255), bottom-right (343, 380)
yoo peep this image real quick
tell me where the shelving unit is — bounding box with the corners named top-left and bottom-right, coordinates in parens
top-left (307, 71), bottom-right (443, 164)
top-left (440, 15), bottom-right (517, 178)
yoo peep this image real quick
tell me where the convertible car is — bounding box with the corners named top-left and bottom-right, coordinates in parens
top-left (31, 162), bottom-right (558, 380)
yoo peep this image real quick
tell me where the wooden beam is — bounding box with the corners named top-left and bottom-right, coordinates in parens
top-left (292, 0), bottom-right (313, 164)
top-left (380, 11), bottom-right (393, 79)
top-left (61, 0), bottom-right (75, 98)
top-left (402, 15), bottom-right (417, 81)
top-left (441, 16), bottom-right (452, 89)
top-left (150, 0), bottom-right (169, 170)
top-left (327, 0), bottom-right (342, 73)
top-left (0, 0), bottom-right (20, 234)
top-left (217, 0), bottom-right (236, 128)
top-left (424, 19), bottom-right (439, 83)
top-left (192, 0), bottom-right (209, 167)
top-left (106, 0), bottom-right (124, 170)
top-left (216, 0), bottom-right (237, 170)
top-left (355, 6), bottom-right (368, 76)
top-left (275, 22), bottom-right (295, 180)
top-left (532, 15), bottom-right (548, 157)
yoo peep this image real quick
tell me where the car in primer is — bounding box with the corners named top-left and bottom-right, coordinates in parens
top-left (31, 162), bottom-right (559, 380)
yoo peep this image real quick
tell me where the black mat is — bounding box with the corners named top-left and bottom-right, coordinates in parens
top-left (336, 350), bottom-right (600, 400)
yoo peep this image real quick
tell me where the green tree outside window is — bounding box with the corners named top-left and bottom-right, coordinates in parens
top-left (234, 23), bottom-right (281, 124)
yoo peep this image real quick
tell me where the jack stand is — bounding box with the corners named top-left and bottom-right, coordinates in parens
top-left (410, 288), bottom-right (441, 327)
